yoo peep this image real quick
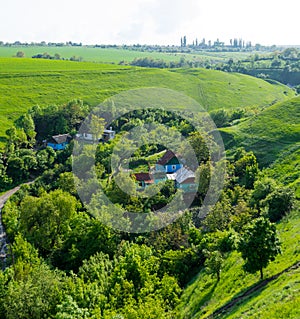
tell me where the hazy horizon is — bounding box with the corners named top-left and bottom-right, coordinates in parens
top-left (1, 0), bottom-right (299, 46)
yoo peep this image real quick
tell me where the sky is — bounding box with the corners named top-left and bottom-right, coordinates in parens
top-left (0, 0), bottom-right (299, 46)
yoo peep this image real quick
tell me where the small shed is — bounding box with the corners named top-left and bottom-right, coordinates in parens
top-left (47, 134), bottom-right (72, 150)
top-left (76, 127), bottom-right (115, 142)
top-left (102, 128), bottom-right (116, 142)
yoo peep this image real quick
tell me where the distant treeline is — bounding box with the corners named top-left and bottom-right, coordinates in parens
top-left (126, 48), bottom-right (300, 88)
top-left (1, 40), bottom-right (295, 54)
top-left (123, 57), bottom-right (207, 69)
top-left (14, 50), bottom-right (83, 62)
top-left (31, 52), bottom-right (83, 62)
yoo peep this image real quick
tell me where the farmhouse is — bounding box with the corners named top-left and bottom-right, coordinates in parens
top-left (134, 172), bottom-right (154, 189)
top-left (155, 150), bottom-right (183, 173)
top-left (76, 127), bottom-right (115, 142)
top-left (47, 134), bottom-right (72, 150)
top-left (134, 150), bottom-right (196, 193)
top-left (167, 167), bottom-right (197, 192)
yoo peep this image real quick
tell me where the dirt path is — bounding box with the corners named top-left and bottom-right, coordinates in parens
top-left (0, 186), bottom-right (22, 209)
top-left (0, 181), bottom-right (35, 268)
top-left (0, 181), bottom-right (34, 209)
top-left (204, 260), bottom-right (300, 319)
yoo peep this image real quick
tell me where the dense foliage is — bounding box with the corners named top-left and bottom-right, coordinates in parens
top-left (0, 100), bottom-right (296, 318)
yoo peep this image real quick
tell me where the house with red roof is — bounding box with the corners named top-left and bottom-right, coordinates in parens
top-left (133, 172), bottom-right (154, 189)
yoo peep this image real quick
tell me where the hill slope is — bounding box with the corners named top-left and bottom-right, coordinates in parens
top-left (171, 68), bottom-right (295, 111)
top-left (265, 147), bottom-right (300, 198)
top-left (0, 57), bottom-right (295, 142)
top-left (220, 96), bottom-right (300, 167)
top-left (176, 209), bottom-right (300, 319)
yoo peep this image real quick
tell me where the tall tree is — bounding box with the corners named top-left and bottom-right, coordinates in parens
top-left (237, 217), bottom-right (281, 280)
top-left (204, 250), bottom-right (223, 282)
top-left (90, 115), bottom-right (105, 142)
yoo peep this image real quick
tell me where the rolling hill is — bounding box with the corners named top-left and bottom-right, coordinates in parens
top-left (220, 96), bottom-right (300, 195)
top-left (0, 55), bottom-right (299, 318)
top-left (0, 57), bottom-right (295, 143)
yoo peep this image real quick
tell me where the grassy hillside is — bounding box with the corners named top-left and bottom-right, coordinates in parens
top-left (220, 96), bottom-right (300, 167)
top-left (176, 209), bottom-right (300, 319)
top-left (171, 68), bottom-right (295, 111)
top-left (0, 57), bottom-right (294, 142)
top-left (265, 147), bottom-right (300, 198)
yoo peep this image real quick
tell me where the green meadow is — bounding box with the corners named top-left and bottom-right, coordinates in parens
top-left (0, 57), bottom-right (294, 144)
top-left (0, 46), bottom-right (253, 64)
top-left (0, 46), bottom-right (183, 63)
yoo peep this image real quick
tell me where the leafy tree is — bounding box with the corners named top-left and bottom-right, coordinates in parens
top-left (16, 51), bottom-right (25, 58)
top-left (6, 156), bottom-right (26, 181)
top-left (204, 250), bottom-right (223, 282)
top-left (230, 200), bottom-right (256, 232)
top-left (180, 131), bottom-right (210, 170)
top-left (237, 217), bottom-right (281, 280)
top-left (250, 177), bottom-right (277, 209)
top-left (195, 162), bottom-right (211, 198)
top-left (210, 109), bottom-right (229, 128)
top-left (9, 233), bottom-right (41, 266)
top-left (4, 263), bottom-right (64, 319)
top-left (234, 149), bottom-right (258, 188)
top-left (19, 189), bottom-right (79, 254)
top-left (6, 126), bottom-right (27, 150)
top-left (52, 217), bottom-right (119, 271)
top-left (161, 248), bottom-right (200, 286)
top-left (15, 113), bottom-right (36, 146)
top-left (55, 295), bottom-right (90, 319)
top-left (203, 196), bottom-right (232, 232)
top-left (90, 115), bottom-right (106, 142)
top-left (262, 187), bottom-right (294, 222)
top-left (56, 172), bottom-right (77, 196)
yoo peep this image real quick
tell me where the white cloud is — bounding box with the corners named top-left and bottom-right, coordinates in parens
top-left (0, 0), bottom-right (299, 45)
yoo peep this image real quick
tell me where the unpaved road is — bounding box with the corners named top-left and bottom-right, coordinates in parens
top-left (0, 186), bottom-right (22, 209)
top-left (0, 181), bottom-right (34, 209)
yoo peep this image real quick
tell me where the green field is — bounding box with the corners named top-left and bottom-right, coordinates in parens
top-left (176, 209), bottom-right (300, 319)
top-left (0, 57), bottom-right (294, 144)
top-left (0, 46), bottom-right (255, 64)
top-left (0, 46), bottom-right (184, 63)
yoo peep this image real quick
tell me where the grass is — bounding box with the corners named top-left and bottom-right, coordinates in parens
top-left (175, 209), bottom-right (300, 319)
top-left (222, 270), bottom-right (300, 319)
top-left (220, 96), bottom-right (300, 167)
top-left (171, 68), bottom-right (295, 112)
top-left (0, 46), bottom-right (257, 64)
top-left (0, 46), bottom-right (184, 63)
top-left (0, 57), bottom-right (294, 145)
top-left (264, 146), bottom-right (300, 199)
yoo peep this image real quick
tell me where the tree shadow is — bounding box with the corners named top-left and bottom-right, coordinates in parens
top-left (0, 137), bottom-right (7, 144)
top-left (206, 261), bottom-right (300, 318)
top-left (187, 280), bottom-right (218, 318)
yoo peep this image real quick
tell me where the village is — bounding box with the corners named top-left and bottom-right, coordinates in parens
top-left (45, 129), bottom-right (197, 193)
top-left (133, 149), bottom-right (197, 193)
